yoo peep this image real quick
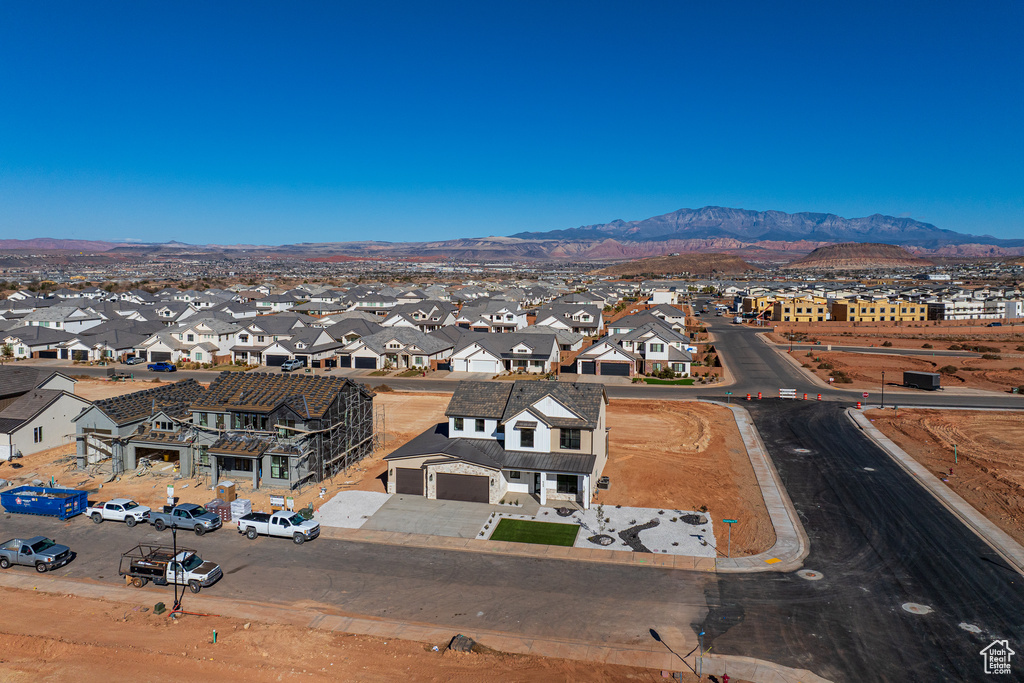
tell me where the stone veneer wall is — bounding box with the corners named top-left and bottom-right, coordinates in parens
top-left (426, 461), bottom-right (505, 504)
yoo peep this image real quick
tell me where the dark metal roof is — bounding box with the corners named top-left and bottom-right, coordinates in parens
top-left (191, 372), bottom-right (373, 417)
top-left (385, 423), bottom-right (596, 474)
top-left (88, 379), bottom-right (205, 426)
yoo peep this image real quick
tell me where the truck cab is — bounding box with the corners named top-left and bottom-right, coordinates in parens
top-left (0, 536), bottom-right (73, 573)
top-left (87, 498), bottom-right (151, 527)
top-left (120, 544), bottom-right (222, 592)
top-left (237, 510), bottom-right (320, 544)
top-left (149, 503), bottom-right (222, 536)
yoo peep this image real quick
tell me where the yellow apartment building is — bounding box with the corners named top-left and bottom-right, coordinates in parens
top-left (830, 298), bottom-right (927, 322)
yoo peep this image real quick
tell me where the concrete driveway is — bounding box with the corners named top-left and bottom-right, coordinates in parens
top-left (360, 494), bottom-right (497, 538)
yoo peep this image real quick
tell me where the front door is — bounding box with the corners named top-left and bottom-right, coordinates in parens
top-left (534, 472), bottom-right (541, 494)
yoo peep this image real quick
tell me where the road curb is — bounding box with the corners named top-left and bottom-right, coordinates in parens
top-left (0, 572), bottom-right (833, 683)
top-left (707, 401), bottom-right (810, 573)
top-left (849, 408), bottom-right (1024, 577)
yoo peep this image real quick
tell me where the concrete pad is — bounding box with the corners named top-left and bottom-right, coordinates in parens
top-left (361, 495), bottom-right (497, 538)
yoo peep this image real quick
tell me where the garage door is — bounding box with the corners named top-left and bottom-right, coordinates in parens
top-left (354, 356), bottom-right (377, 369)
top-left (265, 355), bottom-right (289, 366)
top-left (336, 355), bottom-right (350, 368)
top-left (470, 360), bottom-right (494, 373)
top-left (395, 468), bottom-right (424, 495)
top-left (600, 362), bottom-right (631, 376)
top-left (436, 473), bottom-right (489, 503)
top-left (150, 351), bottom-right (172, 362)
top-left (38, 350), bottom-right (58, 359)
top-left (579, 360), bottom-right (596, 375)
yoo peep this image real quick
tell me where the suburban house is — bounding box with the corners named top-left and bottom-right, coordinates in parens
top-left (574, 338), bottom-right (642, 376)
top-left (0, 367), bottom-right (86, 460)
top-left (454, 300), bottom-right (528, 333)
top-left (3, 326), bottom-right (76, 359)
top-left (20, 306), bottom-right (105, 334)
top-left (380, 301), bottom-right (457, 332)
top-left (448, 331), bottom-right (561, 374)
top-left (531, 304), bottom-right (604, 336)
top-left (341, 328), bottom-right (454, 370)
top-left (385, 380), bottom-right (609, 509)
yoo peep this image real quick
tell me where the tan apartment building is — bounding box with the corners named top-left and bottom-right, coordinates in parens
top-left (769, 296), bottom-right (830, 322)
top-left (830, 298), bottom-right (926, 322)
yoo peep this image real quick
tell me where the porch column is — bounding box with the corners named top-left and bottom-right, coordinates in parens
top-left (252, 458), bottom-right (259, 489)
top-left (580, 475), bottom-right (590, 510)
top-left (538, 473), bottom-right (547, 505)
top-left (211, 457), bottom-right (219, 488)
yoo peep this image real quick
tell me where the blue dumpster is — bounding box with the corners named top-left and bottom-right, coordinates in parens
top-left (0, 486), bottom-right (89, 520)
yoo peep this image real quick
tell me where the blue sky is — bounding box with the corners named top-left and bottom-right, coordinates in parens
top-left (1, 1), bottom-right (1021, 244)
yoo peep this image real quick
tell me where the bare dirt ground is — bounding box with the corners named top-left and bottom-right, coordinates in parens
top-left (783, 346), bottom-right (1024, 393)
top-left (73, 377), bottom-right (176, 401)
top-left (602, 399), bottom-right (776, 556)
top-left (0, 586), bottom-right (693, 683)
top-left (867, 408), bottom-right (1024, 547)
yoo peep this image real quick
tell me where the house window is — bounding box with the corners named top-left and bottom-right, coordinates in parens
top-left (648, 343), bottom-right (664, 353)
top-left (520, 428), bottom-right (535, 448)
top-left (215, 414), bottom-right (225, 430)
top-left (475, 418), bottom-right (485, 432)
top-left (559, 429), bottom-right (581, 450)
top-left (33, 426), bottom-right (43, 443)
top-left (240, 334), bottom-right (249, 343)
top-left (199, 413), bottom-right (208, 427)
top-left (198, 446), bottom-right (209, 466)
top-left (195, 352), bottom-right (203, 361)
top-left (454, 417), bottom-right (464, 431)
top-left (509, 470), bottom-right (521, 480)
top-left (271, 456), bottom-right (288, 480)
top-left (556, 474), bottom-right (578, 495)
top-left (187, 334), bottom-right (194, 342)
top-left (257, 336), bottom-right (265, 343)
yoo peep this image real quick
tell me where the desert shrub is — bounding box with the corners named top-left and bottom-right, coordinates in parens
top-left (1017, 345), bottom-right (1024, 352)
top-left (829, 370), bottom-right (853, 383)
top-left (939, 365), bottom-right (959, 374)
top-left (922, 343), bottom-right (933, 349)
top-left (1010, 367), bottom-right (1023, 371)
top-left (948, 344), bottom-right (963, 350)
top-left (818, 362), bottom-right (833, 370)
top-left (375, 384), bottom-right (394, 392)
top-left (982, 354), bottom-right (1002, 360)
top-left (882, 341), bottom-right (893, 347)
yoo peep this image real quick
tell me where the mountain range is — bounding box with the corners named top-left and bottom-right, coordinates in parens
top-left (2, 207), bottom-right (1021, 262)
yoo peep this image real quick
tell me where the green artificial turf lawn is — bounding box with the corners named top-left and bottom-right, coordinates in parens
top-left (489, 518), bottom-right (580, 546)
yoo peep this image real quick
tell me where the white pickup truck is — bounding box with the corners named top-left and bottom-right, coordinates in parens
top-left (86, 498), bottom-right (151, 527)
top-left (236, 511), bottom-right (320, 544)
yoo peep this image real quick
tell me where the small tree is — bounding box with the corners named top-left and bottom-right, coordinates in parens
top-left (1, 343), bottom-right (12, 363)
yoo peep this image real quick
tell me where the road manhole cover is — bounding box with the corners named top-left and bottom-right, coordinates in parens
top-left (797, 569), bottom-right (823, 581)
top-left (902, 603), bottom-right (933, 615)
top-left (793, 448), bottom-right (811, 454)
top-left (863, 467), bottom-right (875, 472)
top-left (959, 622), bottom-right (982, 633)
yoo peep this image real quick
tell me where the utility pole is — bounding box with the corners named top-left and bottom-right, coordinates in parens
top-left (881, 370), bottom-right (885, 409)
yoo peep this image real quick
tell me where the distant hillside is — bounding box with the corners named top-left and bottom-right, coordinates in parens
top-left (594, 253), bottom-right (760, 277)
top-left (782, 243), bottom-right (934, 270)
top-left (512, 206), bottom-right (1020, 249)
top-left (0, 238), bottom-right (120, 252)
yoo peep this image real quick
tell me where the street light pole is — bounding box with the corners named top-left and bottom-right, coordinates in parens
top-left (881, 370), bottom-right (885, 409)
top-left (171, 527), bottom-right (180, 612)
top-left (698, 630), bottom-right (705, 678)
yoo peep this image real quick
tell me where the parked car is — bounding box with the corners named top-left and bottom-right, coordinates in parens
top-left (280, 358), bottom-right (305, 372)
top-left (148, 503), bottom-right (222, 536)
top-left (147, 361), bottom-right (177, 372)
top-left (0, 536), bottom-right (73, 573)
top-left (123, 355), bottom-right (145, 365)
top-left (86, 498), bottom-right (151, 527)
top-left (119, 543), bottom-right (222, 592)
top-left (236, 510), bottom-right (320, 544)
top-left (988, 322), bottom-right (1003, 327)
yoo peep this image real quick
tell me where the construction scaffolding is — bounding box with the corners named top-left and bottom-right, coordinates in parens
top-left (294, 380), bottom-right (378, 489)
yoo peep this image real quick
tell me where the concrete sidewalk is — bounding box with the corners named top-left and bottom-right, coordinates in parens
top-left (0, 571), bottom-right (833, 683)
top-left (849, 409), bottom-right (1024, 577)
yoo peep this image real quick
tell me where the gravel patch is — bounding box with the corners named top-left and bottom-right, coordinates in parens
top-left (317, 491), bottom-right (391, 529)
top-left (482, 504), bottom-right (717, 557)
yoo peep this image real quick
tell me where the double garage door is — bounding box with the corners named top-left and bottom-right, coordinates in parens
top-left (599, 362), bottom-right (631, 376)
top-left (436, 473), bottom-right (489, 503)
top-left (394, 469), bottom-right (489, 503)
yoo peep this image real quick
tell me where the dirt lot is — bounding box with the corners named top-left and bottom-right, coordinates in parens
top-left (783, 346), bottom-right (1024, 393)
top-left (867, 408), bottom-right (1024, 546)
top-left (0, 586), bottom-right (693, 683)
top-left (602, 399), bottom-right (776, 556)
